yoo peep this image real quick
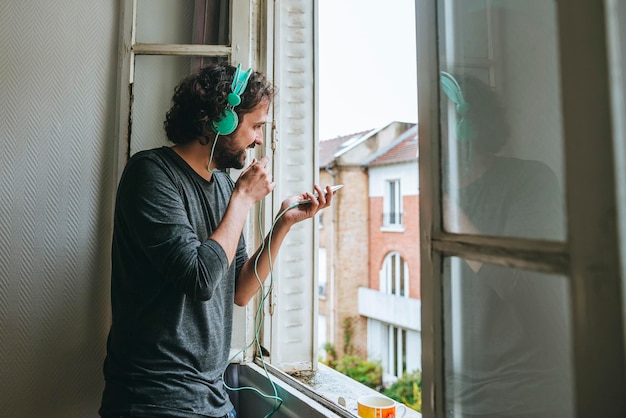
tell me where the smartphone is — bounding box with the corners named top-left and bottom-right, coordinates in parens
top-left (298, 184), bottom-right (343, 204)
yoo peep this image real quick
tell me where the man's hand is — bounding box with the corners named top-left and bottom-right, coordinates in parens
top-left (232, 156), bottom-right (275, 206)
top-left (280, 184), bottom-right (335, 226)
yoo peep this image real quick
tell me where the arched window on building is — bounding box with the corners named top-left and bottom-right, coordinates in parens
top-left (381, 251), bottom-right (409, 297)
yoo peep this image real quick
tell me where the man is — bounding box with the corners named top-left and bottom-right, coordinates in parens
top-left (99, 63), bottom-right (334, 418)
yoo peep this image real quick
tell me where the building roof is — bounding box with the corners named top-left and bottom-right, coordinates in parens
top-left (319, 129), bottom-right (375, 167)
top-left (364, 124), bottom-right (418, 167)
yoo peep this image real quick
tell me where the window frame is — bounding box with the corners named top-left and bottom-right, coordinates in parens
top-left (383, 178), bottom-right (403, 227)
top-left (113, 1), bottom-right (626, 416)
top-left (416, 0), bottom-right (626, 417)
top-left (385, 325), bottom-right (408, 382)
top-left (381, 251), bottom-right (409, 298)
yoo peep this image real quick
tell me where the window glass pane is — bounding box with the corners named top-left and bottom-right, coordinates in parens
top-left (319, 248), bottom-right (327, 298)
top-left (401, 329), bottom-right (406, 373)
top-left (136, 0), bottom-right (230, 45)
top-left (438, 0), bottom-right (566, 241)
top-left (443, 256), bottom-right (575, 417)
top-left (132, 55), bottom-right (226, 155)
top-left (400, 258), bottom-right (406, 297)
top-left (393, 327), bottom-right (399, 376)
top-left (389, 181), bottom-right (397, 224)
top-left (318, 314), bottom-right (327, 361)
top-left (389, 254), bottom-right (399, 295)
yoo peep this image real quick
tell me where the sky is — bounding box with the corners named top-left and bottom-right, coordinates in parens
top-left (318, 0), bottom-right (418, 140)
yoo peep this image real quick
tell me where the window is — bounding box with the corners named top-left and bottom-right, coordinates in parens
top-left (381, 252), bottom-right (408, 297)
top-left (314, 0), bottom-right (420, 413)
top-left (417, 0), bottom-right (626, 416)
top-left (385, 326), bottom-right (407, 381)
top-left (384, 179), bottom-right (402, 227)
top-left (115, 1), bottom-right (626, 417)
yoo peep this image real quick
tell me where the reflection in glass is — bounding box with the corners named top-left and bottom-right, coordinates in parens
top-left (440, 72), bottom-right (565, 241)
top-left (444, 257), bottom-right (574, 417)
top-left (438, 0), bottom-right (566, 242)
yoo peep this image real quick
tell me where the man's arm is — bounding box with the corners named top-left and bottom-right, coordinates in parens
top-left (234, 216), bottom-right (291, 306)
top-left (210, 156), bottom-right (274, 266)
top-left (234, 185), bottom-right (334, 306)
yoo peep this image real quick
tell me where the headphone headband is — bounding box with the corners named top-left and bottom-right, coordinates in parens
top-left (440, 70), bottom-right (475, 144)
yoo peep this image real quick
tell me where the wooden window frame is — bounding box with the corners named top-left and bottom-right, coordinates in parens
top-left (416, 0), bottom-right (626, 416)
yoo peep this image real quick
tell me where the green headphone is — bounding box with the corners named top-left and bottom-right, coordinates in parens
top-left (212, 64), bottom-right (253, 135)
top-left (440, 71), bottom-right (475, 143)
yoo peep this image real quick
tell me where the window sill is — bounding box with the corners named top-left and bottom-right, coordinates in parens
top-left (230, 361), bottom-right (421, 417)
top-left (381, 225), bottom-right (406, 233)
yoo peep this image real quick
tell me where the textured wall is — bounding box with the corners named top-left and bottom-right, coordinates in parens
top-left (0, 1), bottom-right (119, 416)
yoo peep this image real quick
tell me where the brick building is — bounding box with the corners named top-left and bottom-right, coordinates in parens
top-left (362, 125), bottom-right (421, 383)
top-left (317, 122), bottom-right (421, 383)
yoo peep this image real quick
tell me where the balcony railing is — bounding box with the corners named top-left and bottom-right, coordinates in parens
top-left (382, 212), bottom-right (404, 228)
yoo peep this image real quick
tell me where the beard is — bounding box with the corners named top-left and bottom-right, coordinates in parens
top-left (212, 138), bottom-right (248, 170)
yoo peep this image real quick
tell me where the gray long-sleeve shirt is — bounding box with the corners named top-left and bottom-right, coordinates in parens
top-left (100, 146), bottom-right (248, 418)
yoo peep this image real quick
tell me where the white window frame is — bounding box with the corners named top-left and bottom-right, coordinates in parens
top-left (416, 0), bottom-right (626, 416)
top-left (384, 178), bottom-right (403, 227)
top-left (385, 325), bottom-right (408, 382)
top-left (381, 251), bottom-right (409, 298)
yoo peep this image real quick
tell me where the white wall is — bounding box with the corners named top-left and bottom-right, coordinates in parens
top-left (369, 162), bottom-right (419, 197)
top-left (0, 1), bottom-right (119, 416)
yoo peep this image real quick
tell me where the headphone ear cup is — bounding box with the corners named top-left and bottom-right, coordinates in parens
top-left (211, 65), bottom-right (253, 136)
top-left (212, 108), bottom-right (239, 135)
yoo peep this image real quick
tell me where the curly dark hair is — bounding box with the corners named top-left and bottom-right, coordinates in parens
top-left (163, 63), bottom-right (275, 144)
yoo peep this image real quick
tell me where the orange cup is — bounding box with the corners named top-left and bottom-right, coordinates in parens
top-left (357, 395), bottom-right (407, 418)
